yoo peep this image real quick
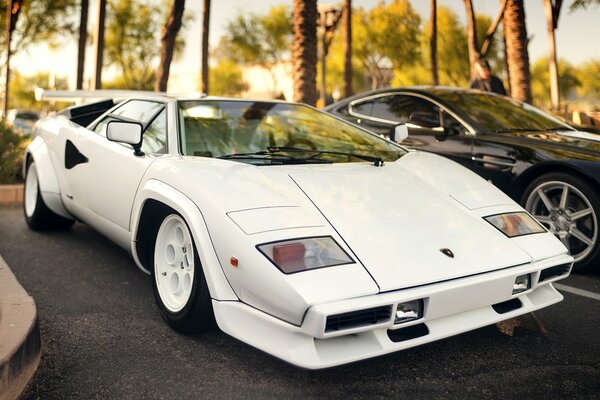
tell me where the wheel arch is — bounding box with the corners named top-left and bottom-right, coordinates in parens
top-left (514, 161), bottom-right (600, 201)
top-left (24, 136), bottom-right (72, 219)
top-left (130, 179), bottom-right (238, 301)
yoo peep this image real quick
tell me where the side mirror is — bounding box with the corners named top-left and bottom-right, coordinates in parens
top-left (107, 121), bottom-right (144, 156)
top-left (390, 124), bottom-right (409, 143)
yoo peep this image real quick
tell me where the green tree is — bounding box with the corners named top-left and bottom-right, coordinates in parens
top-left (104, 0), bottom-right (186, 90)
top-left (0, 0), bottom-right (77, 52)
top-left (353, 0), bottom-right (421, 89)
top-left (0, 120), bottom-right (26, 183)
top-left (222, 6), bottom-right (292, 96)
top-left (531, 57), bottom-right (580, 108)
top-left (208, 60), bottom-right (248, 96)
top-left (9, 72), bottom-right (69, 111)
top-left (576, 59), bottom-right (600, 99)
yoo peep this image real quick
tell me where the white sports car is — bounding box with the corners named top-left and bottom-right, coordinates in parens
top-left (24, 92), bottom-right (573, 369)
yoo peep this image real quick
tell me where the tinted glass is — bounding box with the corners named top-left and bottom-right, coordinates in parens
top-left (371, 95), bottom-right (440, 124)
top-left (435, 91), bottom-right (573, 132)
top-left (351, 101), bottom-right (374, 117)
top-left (178, 101), bottom-right (406, 163)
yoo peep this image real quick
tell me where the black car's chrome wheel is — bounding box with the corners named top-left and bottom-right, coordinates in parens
top-left (523, 173), bottom-right (599, 272)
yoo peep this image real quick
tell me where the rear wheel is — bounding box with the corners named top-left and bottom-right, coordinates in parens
top-left (522, 173), bottom-right (600, 273)
top-left (24, 161), bottom-right (74, 231)
top-left (152, 214), bottom-right (214, 333)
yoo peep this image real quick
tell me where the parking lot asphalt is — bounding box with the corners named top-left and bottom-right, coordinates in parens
top-left (0, 205), bottom-right (599, 400)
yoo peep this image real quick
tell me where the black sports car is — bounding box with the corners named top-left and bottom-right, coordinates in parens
top-left (325, 87), bottom-right (600, 272)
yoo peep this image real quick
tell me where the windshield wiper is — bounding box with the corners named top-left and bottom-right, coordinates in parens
top-left (267, 146), bottom-right (385, 167)
top-left (217, 151), bottom-right (332, 164)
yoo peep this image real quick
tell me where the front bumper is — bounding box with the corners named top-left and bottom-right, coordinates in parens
top-left (213, 254), bottom-right (572, 369)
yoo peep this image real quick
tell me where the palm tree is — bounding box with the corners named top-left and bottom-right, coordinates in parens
top-left (155, 0), bottom-right (186, 92)
top-left (292, 0), bottom-right (318, 105)
top-left (504, 0), bottom-right (531, 103)
top-left (343, 0), bottom-right (352, 98)
top-left (200, 0), bottom-right (211, 94)
top-left (76, 0), bottom-right (89, 90)
top-left (92, 0), bottom-right (106, 90)
top-left (430, 0), bottom-right (438, 85)
top-left (463, 0), bottom-right (479, 79)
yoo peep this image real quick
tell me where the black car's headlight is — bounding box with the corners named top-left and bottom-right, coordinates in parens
top-left (484, 212), bottom-right (545, 237)
top-left (257, 236), bottom-right (354, 274)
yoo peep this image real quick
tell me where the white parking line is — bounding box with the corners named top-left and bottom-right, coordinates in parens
top-left (554, 283), bottom-right (600, 301)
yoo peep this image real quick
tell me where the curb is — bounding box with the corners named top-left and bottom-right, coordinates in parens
top-left (0, 185), bottom-right (23, 206)
top-left (0, 255), bottom-right (41, 400)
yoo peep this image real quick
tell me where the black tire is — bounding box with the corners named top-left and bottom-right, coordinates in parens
top-left (23, 161), bottom-right (75, 231)
top-left (521, 173), bottom-right (600, 273)
top-left (151, 213), bottom-right (215, 333)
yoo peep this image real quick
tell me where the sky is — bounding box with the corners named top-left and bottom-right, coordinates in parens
top-left (11, 0), bottom-right (600, 90)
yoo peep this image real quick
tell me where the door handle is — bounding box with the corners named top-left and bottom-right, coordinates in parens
top-left (472, 154), bottom-right (516, 168)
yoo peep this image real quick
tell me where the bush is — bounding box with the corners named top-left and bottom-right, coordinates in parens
top-left (0, 121), bottom-right (28, 184)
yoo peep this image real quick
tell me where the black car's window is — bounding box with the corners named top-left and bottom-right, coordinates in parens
top-left (351, 101), bottom-right (374, 117)
top-left (435, 91), bottom-right (573, 132)
top-left (370, 95), bottom-right (441, 124)
top-left (142, 109), bottom-right (167, 154)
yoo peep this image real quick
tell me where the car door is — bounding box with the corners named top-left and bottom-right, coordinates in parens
top-left (467, 134), bottom-right (519, 193)
top-left (64, 100), bottom-right (168, 236)
top-left (349, 93), bottom-right (474, 168)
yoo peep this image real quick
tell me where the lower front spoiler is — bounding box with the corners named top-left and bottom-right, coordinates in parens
top-left (213, 282), bottom-right (563, 370)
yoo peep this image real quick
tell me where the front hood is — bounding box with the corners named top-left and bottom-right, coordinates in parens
top-left (289, 152), bottom-right (533, 291)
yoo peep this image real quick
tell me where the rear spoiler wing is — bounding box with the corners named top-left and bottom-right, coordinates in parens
top-left (34, 88), bottom-right (169, 104)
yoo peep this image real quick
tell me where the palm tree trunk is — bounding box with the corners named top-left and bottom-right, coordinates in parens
top-left (292, 0), bottom-right (318, 106)
top-left (430, 0), bottom-right (438, 85)
top-left (543, 0), bottom-right (560, 111)
top-left (200, 0), bottom-right (211, 94)
top-left (76, 0), bottom-right (89, 90)
top-left (92, 0), bottom-right (106, 90)
top-left (155, 0), bottom-right (186, 92)
top-left (3, 0), bottom-right (21, 116)
top-left (343, 0), bottom-right (352, 98)
top-left (464, 0), bottom-right (479, 79)
top-left (502, 17), bottom-right (511, 97)
top-left (504, 0), bottom-right (531, 103)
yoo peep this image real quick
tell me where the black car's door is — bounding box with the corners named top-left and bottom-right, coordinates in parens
top-left (468, 134), bottom-right (519, 193)
top-left (348, 93), bottom-right (474, 168)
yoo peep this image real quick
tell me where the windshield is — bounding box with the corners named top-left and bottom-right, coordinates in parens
top-left (178, 100), bottom-right (406, 164)
top-left (435, 91), bottom-right (573, 133)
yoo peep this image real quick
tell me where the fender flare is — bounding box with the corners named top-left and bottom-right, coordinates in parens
top-left (24, 137), bottom-right (72, 219)
top-left (130, 179), bottom-right (238, 301)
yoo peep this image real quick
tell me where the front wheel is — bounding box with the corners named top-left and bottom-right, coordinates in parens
top-left (152, 214), bottom-right (214, 333)
top-left (24, 161), bottom-right (74, 231)
top-left (522, 173), bottom-right (600, 273)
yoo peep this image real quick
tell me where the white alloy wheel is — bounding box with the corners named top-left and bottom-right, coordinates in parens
top-left (24, 163), bottom-right (39, 217)
top-left (154, 215), bottom-right (195, 313)
top-left (525, 180), bottom-right (598, 263)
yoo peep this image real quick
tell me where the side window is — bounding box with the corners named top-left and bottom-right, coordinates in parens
top-left (92, 116), bottom-right (117, 136)
top-left (350, 101), bottom-right (374, 117)
top-left (371, 95), bottom-right (441, 125)
top-left (112, 100), bottom-right (164, 124)
top-left (142, 109), bottom-right (167, 154)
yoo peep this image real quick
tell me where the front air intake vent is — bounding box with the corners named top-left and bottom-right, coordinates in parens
top-left (325, 305), bottom-right (392, 333)
top-left (539, 264), bottom-right (571, 283)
